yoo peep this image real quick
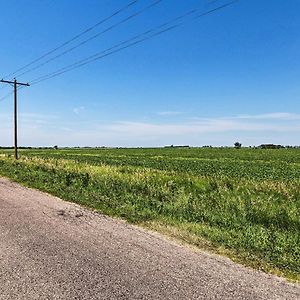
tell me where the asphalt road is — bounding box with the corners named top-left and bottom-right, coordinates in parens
top-left (0, 177), bottom-right (299, 300)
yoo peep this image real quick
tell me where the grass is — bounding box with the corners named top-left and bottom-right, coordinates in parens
top-left (0, 148), bottom-right (299, 282)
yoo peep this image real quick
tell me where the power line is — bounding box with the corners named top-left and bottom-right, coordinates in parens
top-left (30, 1), bottom-right (229, 84)
top-left (2, 0), bottom-right (139, 79)
top-left (0, 85), bottom-right (9, 92)
top-left (16, 0), bottom-right (162, 78)
top-left (30, 0), bottom-right (239, 86)
top-left (0, 84), bottom-right (27, 102)
top-left (0, 91), bottom-right (14, 102)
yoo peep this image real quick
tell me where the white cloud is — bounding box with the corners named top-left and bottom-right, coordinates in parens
top-left (105, 117), bottom-right (300, 137)
top-left (73, 106), bottom-right (85, 115)
top-left (234, 112), bottom-right (300, 121)
top-left (157, 111), bottom-right (182, 116)
top-left (0, 112), bottom-right (299, 147)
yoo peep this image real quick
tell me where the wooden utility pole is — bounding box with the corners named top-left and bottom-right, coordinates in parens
top-left (0, 78), bottom-right (30, 159)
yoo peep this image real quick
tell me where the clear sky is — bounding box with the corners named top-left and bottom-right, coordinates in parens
top-left (0, 0), bottom-right (299, 147)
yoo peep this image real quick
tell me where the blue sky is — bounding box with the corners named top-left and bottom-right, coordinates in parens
top-left (0, 0), bottom-right (299, 147)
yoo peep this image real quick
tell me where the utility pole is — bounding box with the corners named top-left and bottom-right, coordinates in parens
top-left (0, 78), bottom-right (30, 159)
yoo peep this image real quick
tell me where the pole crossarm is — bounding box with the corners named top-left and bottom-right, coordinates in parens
top-left (1, 79), bottom-right (30, 86)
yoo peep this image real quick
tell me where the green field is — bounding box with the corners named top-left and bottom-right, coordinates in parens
top-left (0, 147), bottom-right (299, 281)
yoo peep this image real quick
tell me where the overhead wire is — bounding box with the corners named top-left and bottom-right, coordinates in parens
top-left (16, 0), bottom-right (162, 78)
top-left (30, 0), bottom-right (239, 86)
top-left (0, 91), bottom-right (14, 102)
top-left (29, 1), bottom-right (228, 84)
top-left (1, 0), bottom-right (238, 102)
top-left (2, 0), bottom-right (140, 79)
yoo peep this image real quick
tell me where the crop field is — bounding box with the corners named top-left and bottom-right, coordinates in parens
top-left (0, 147), bottom-right (299, 281)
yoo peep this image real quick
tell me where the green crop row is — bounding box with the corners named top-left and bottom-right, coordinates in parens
top-left (22, 148), bottom-right (300, 182)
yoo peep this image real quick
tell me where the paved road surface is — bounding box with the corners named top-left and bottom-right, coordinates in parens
top-left (0, 177), bottom-right (299, 299)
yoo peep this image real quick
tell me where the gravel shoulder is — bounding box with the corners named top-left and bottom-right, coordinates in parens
top-left (0, 177), bottom-right (299, 300)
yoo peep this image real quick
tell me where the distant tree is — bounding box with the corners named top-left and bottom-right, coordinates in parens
top-left (234, 142), bottom-right (242, 149)
top-left (53, 145), bottom-right (58, 150)
top-left (260, 144), bottom-right (284, 149)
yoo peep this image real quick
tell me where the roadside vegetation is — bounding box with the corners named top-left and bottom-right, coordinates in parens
top-left (0, 148), bottom-right (299, 281)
